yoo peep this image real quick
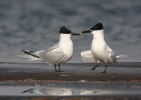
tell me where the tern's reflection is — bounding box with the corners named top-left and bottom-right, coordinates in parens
top-left (81, 90), bottom-right (110, 95)
top-left (22, 87), bottom-right (73, 96)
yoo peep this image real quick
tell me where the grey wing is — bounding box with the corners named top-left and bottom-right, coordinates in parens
top-left (107, 47), bottom-right (116, 62)
top-left (38, 44), bottom-right (65, 64)
top-left (81, 50), bottom-right (96, 63)
top-left (47, 43), bottom-right (60, 52)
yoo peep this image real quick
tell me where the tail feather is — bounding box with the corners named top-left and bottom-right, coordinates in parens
top-left (17, 49), bottom-right (41, 61)
top-left (81, 50), bottom-right (96, 63)
top-left (22, 49), bottom-right (40, 58)
top-left (116, 54), bottom-right (132, 59)
top-left (17, 54), bottom-right (41, 61)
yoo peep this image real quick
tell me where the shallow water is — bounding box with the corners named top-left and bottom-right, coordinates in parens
top-left (0, 82), bottom-right (141, 97)
top-left (0, 0), bottom-right (141, 62)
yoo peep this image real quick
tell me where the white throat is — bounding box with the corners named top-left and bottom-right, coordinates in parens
top-left (60, 33), bottom-right (71, 42)
top-left (91, 29), bottom-right (105, 40)
top-left (59, 33), bottom-right (73, 55)
top-left (91, 29), bottom-right (106, 52)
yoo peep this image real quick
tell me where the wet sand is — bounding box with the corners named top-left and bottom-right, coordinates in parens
top-left (0, 62), bottom-right (141, 81)
top-left (0, 62), bottom-right (141, 100)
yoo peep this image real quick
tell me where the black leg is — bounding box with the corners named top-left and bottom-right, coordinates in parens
top-left (101, 64), bottom-right (107, 73)
top-left (58, 65), bottom-right (63, 72)
top-left (91, 63), bottom-right (99, 70)
top-left (54, 64), bottom-right (58, 72)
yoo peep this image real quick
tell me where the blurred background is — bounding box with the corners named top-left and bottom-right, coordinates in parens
top-left (0, 0), bottom-right (141, 63)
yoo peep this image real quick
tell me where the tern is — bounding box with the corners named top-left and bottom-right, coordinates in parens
top-left (80, 23), bottom-right (130, 73)
top-left (21, 26), bottom-right (79, 72)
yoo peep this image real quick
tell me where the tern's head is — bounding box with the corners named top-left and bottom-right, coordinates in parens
top-left (80, 23), bottom-right (104, 34)
top-left (59, 26), bottom-right (80, 36)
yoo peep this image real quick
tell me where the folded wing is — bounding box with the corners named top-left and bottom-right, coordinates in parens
top-left (20, 43), bottom-right (65, 65)
top-left (81, 50), bottom-right (96, 63)
top-left (38, 43), bottom-right (65, 65)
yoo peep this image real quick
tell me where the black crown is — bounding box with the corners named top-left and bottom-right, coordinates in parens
top-left (90, 23), bottom-right (103, 30)
top-left (59, 26), bottom-right (72, 34)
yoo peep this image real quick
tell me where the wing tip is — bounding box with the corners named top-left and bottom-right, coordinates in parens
top-left (22, 49), bottom-right (28, 54)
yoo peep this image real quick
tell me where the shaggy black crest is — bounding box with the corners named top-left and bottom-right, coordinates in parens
top-left (59, 26), bottom-right (72, 34)
top-left (90, 23), bottom-right (103, 30)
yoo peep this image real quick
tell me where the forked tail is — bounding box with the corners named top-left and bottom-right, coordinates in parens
top-left (17, 50), bottom-right (41, 61)
top-left (22, 50), bottom-right (40, 58)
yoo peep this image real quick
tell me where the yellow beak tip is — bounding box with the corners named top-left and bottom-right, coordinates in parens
top-left (80, 32), bottom-right (82, 35)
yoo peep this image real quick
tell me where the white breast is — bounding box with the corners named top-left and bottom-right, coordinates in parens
top-left (91, 39), bottom-right (107, 62)
top-left (59, 34), bottom-right (73, 62)
top-left (91, 30), bottom-right (114, 63)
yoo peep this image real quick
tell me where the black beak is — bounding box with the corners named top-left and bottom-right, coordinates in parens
top-left (71, 33), bottom-right (80, 36)
top-left (81, 30), bottom-right (91, 33)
